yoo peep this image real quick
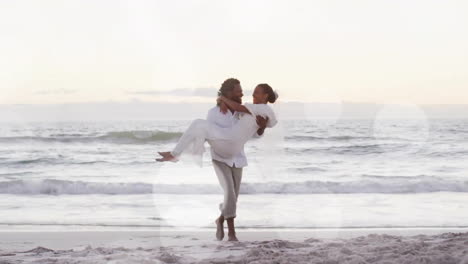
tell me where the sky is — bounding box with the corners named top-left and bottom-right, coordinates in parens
top-left (1, 0), bottom-right (468, 105)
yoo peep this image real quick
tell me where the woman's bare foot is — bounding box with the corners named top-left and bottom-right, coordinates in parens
top-left (156, 152), bottom-right (178, 162)
top-left (158, 151), bottom-right (171, 157)
top-left (215, 217), bottom-right (224, 241)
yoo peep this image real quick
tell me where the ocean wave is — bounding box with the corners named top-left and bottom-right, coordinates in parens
top-left (9, 158), bottom-right (60, 165)
top-left (2, 158), bottom-right (149, 166)
top-left (289, 167), bottom-right (327, 173)
top-left (1, 177), bottom-right (468, 195)
top-left (0, 130), bottom-right (182, 144)
top-left (285, 135), bottom-right (408, 142)
top-left (423, 150), bottom-right (468, 158)
top-left (285, 135), bottom-right (370, 142)
top-left (0, 179), bottom-right (154, 195)
top-left (285, 144), bottom-right (393, 155)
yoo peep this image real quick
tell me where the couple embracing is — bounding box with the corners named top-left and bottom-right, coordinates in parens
top-left (157, 78), bottom-right (278, 241)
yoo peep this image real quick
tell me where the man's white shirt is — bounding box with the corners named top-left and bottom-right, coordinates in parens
top-left (206, 106), bottom-right (261, 168)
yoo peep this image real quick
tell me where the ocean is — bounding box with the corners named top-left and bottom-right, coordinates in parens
top-left (1, 118), bottom-right (467, 231)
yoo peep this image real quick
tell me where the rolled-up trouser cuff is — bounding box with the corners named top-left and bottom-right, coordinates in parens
top-left (223, 214), bottom-right (236, 219)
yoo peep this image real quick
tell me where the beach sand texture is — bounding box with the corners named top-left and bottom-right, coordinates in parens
top-left (1, 229), bottom-right (468, 263)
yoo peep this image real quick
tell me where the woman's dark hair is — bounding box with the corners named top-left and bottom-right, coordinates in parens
top-left (257, 83), bottom-right (277, 103)
top-left (218, 78), bottom-right (240, 97)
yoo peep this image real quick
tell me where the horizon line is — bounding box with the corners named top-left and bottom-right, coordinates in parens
top-left (2, 101), bottom-right (468, 107)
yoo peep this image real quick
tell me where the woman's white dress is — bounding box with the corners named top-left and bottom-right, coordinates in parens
top-left (170, 103), bottom-right (277, 166)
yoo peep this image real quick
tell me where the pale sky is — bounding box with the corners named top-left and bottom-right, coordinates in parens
top-left (1, 0), bottom-right (467, 105)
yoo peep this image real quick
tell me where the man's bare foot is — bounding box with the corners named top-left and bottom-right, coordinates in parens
top-left (227, 234), bottom-right (239, 242)
top-left (215, 217), bottom-right (224, 241)
top-left (156, 152), bottom-right (178, 162)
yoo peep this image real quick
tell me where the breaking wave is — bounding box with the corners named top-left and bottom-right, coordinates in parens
top-left (0, 130), bottom-right (182, 144)
top-left (1, 177), bottom-right (467, 195)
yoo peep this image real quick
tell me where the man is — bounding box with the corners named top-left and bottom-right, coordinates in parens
top-left (206, 78), bottom-right (268, 241)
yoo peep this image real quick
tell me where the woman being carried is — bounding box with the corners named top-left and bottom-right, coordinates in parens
top-left (156, 83), bottom-right (278, 164)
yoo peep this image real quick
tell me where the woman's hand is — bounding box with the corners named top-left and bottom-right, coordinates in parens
top-left (217, 97), bottom-right (229, 114)
top-left (219, 102), bottom-right (229, 114)
top-left (256, 116), bottom-right (269, 136)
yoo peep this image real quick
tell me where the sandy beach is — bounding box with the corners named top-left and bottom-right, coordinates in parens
top-left (1, 228), bottom-right (468, 263)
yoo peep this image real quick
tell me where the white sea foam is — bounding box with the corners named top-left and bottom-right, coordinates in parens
top-left (0, 130), bottom-right (182, 144)
top-left (1, 177), bottom-right (468, 195)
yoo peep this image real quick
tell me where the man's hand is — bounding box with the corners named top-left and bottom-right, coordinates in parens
top-left (256, 115), bottom-right (268, 136)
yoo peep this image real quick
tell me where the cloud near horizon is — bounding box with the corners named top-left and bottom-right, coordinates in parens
top-left (126, 88), bottom-right (254, 98)
top-left (34, 88), bottom-right (77, 95)
top-left (126, 88), bottom-right (216, 97)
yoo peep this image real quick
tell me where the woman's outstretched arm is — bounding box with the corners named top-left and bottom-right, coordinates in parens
top-left (218, 96), bottom-right (252, 114)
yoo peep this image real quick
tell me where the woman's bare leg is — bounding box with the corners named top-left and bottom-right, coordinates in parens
top-left (156, 119), bottom-right (208, 162)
